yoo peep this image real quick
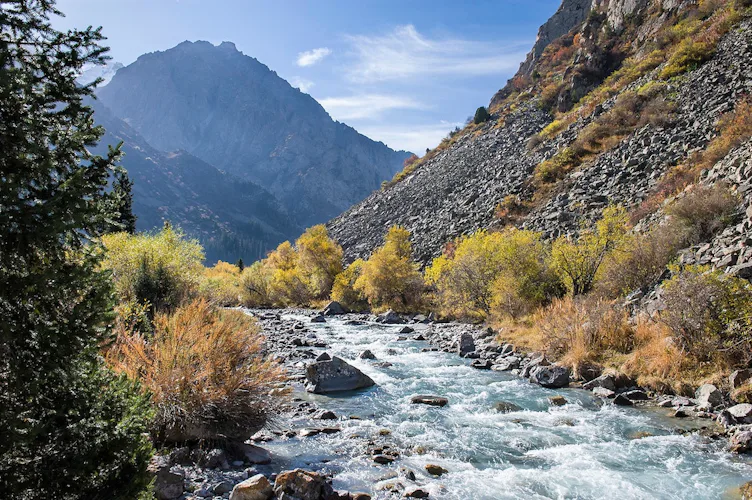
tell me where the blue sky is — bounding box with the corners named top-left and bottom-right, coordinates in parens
top-left (53, 0), bottom-right (561, 154)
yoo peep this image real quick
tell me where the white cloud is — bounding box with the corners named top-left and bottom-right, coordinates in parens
top-left (357, 121), bottom-right (463, 154)
top-left (296, 47), bottom-right (332, 67)
top-left (345, 25), bottom-right (527, 83)
top-left (319, 94), bottom-right (425, 120)
top-left (290, 77), bottom-right (314, 93)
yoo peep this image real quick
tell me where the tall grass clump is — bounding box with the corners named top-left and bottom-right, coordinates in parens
top-left (107, 300), bottom-right (286, 444)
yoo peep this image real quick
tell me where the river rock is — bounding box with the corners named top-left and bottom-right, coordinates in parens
top-left (404, 487), bottom-right (430, 498)
top-left (310, 314), bottom-right (326, 323)
top-left (359, 349), bottom-right (376, 360)
top-left (425, 464), bottom-right (448, 476)
top-left (147, 456), bottom-right (184, 500)
top-left (457, 333), bottom-right (475, 357)
top-left (613, 394), bottom-right (634, 406)
top-left (549, 395), bottom-right (568, 406)
top-left (622, 389), bottom-right (649, 401)
top-left (730, 431), bottom-right (752, 453)
top-left (316, 352), bottom-right (332, 362)
top-left (592, 387), bottom-right (615, 398)
top-left (471, 359), bottom-right (493, 369)
top-left (729, 404), bottom-right (752, 424)
top-left (274, 469), bottom-right (332, 500)
top-left (731, 369), bottom-right (752, 390)
top-left (314, 409), bottom-right (337, 420)
top-left (306, 357), bottom-right (376, 394)
top-left (494, 401), bottom-right (522, 413)
top-left (400, 326), bottom-right (415, 334)
top-left (696, 384), bottom-right (723, 408)
top-left (323, 301), bottom-right (347, 316)
top-left (582, 374), bottom-right (616, 392)
top-left (530, 365), bottom-right (569, 388)
top-left (411, 395), bottom-right (448, 407)
top-left (377, 310), bottom-right (403, 324)
top-left (234, 443), bottom-right (272, 465)
top-left (229, 474), bottom-right (273, 500)
top-left (492, 356), bottom-right (520, 371)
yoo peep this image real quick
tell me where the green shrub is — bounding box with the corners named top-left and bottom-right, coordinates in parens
top-left (660, 39), bottom-right (714, 79)
top-left (102, 224), bottom-right (205, 316)
top-left (661, 265), bottom-right (752, 365)
top-left (665, 183), bottom-right (739, 244)
top-left (535, 147), bottom-right (581, 183)
top-left (473, 106), bottom-right (491, 124)
top-left (0, 2), bottom-right (153, 496)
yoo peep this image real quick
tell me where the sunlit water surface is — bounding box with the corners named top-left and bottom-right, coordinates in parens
top-left (259, 314), bottom-right (752, 499)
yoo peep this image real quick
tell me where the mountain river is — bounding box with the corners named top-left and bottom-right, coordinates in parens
top-left (258, 313), bottom-right (752, 499)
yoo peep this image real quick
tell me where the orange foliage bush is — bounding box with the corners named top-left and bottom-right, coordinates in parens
top-left (107, 300), bottom-right (285, 443)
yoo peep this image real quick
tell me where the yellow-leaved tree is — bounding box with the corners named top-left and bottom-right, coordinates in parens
top-left (266, 240), bottom-right (311, 306)
top-left (354, 226), bottom-right (424, 312)
top-left (425, 228), bottom-right (562, 320)
top-left (200, 261), bottom-right (243, 306)
top-left (295, 224), bottom-right (343, 299)
top-left (101, 223), bottom-right (204, 315)
top-left (551, 206), bottom-right (629, 296)
top-left (331, 258), bottom-right (368, 311)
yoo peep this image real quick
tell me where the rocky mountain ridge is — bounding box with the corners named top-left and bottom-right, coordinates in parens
top-left (97, 41), bottom-right (411, 228)
top-left (328, 0), bottom-right (752, 276)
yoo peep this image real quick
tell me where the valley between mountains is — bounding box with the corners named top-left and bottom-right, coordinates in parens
top-left (6, 0), bottom-right (752, 499)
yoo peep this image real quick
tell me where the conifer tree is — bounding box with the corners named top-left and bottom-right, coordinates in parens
top-left (0, 1), bottom-right (152, 497)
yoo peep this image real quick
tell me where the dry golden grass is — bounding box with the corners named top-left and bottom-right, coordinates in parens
top-left (106, 299), bottom-right (286, 443)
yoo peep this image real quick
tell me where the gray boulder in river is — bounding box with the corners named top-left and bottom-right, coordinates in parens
top-left (306, 356), bottom-right (376, 394)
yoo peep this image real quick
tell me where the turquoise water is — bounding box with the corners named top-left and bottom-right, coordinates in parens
top-left (261, 314), bottom-right (752, 499)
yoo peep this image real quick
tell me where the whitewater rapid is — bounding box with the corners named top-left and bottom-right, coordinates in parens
top-left (261, 314), bottom-right (752, 499)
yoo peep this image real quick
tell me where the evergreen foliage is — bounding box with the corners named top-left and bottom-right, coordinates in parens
top-left (0, 1), bottom-right (152, 497)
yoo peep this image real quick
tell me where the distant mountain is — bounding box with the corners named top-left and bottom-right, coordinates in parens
top-left (90, 98), bottom-right (300, 264)
top-left (96, 41), bottom-right (412, 227)
top-left (79, 61), bottom-right (124, 86)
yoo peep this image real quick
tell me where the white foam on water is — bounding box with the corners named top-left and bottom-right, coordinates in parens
top-left (266, 314), bottom-right (752, 499)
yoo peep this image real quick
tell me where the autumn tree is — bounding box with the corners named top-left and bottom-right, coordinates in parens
top-left (355, 226), bottom-right (424, 312)
top-left (551, 206), bottom-right (629, 295)
top-left (295, 224), bottom-right (343, 299)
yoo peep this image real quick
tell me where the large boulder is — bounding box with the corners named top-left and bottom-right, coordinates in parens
top-left (457, 333), bottom-right (475, 357)
top-left (233, 443), bottom-right (272, 465)
top-left (322, 301), bottom-right (347, 316)
top-left (492, 356), bottom-right (520, 371)
top-left (306, 356), bottom-right (376, 394)
top-left (696, 384), bottom-right (723, 408)
top-left (229, 474), bottom-right (273, 500)
top-left (530, 365), bottom-right (569, 388)
top-left (274, 469), bottom-right (332, 500)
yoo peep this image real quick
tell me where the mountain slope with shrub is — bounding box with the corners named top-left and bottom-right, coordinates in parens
top-left (328, 0), bottom-right (752, 267)
top-left (91, 98), bottom-right (300, 263)
top-left (96, 40), bottom-right (411, 227)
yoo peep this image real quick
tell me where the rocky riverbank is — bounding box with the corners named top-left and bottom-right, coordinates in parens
top-left (150, 304), bottom-right (752, 500)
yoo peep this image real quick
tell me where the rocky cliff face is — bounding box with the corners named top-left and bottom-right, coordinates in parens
top-left (328, 0), bottom-right (752, 272)
top-left (90, 98), bottom-right (300, 264)
top-left (97, 41), bottom-right (411, 227)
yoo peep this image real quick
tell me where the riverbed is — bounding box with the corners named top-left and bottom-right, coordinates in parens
top-left (258, 312), bottom-right (752, 499)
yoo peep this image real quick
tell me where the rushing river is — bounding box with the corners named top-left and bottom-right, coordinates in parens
top-left (261, 313), bottom-right (752, 499)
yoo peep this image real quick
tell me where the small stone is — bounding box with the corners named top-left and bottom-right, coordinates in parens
top-left (315, 352), bottom-right (332, 362)
top-left (493, 401), bottom-right (522, 413)
top-left (410, 395), bottom-right (448, 407)
top-left (373, 454), bottom-right (395, 464)
top-left (359, 349), bottom-right (376, 360)
top-left (404, 487), bottom-right (430, 498)
top-left (425, 464), bottom-right (448, 476)
top-left (310, 315), bottom-right (326, 323)
top-left (592, 387), bottom-right (615, 398)
top-left (314, 410), bottom-right (337, 420)
top-left (613, 394), bottom-right (634, 406)
top-left (400, 326), bottom-right (415, 334)
top-left (549, 395), bottom-right (567, 406)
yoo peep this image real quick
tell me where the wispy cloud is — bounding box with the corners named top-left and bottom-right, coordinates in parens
top-left (296, 47), bottom-right (332, 67)
top-left (290, 76), bottom-right (314, 93)
top-left (345, 25), bottom-right (527, 83)
top-left (358, 121), bottom-right (463, 154)
top-left (319, 94), bottom-right (426, 120)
